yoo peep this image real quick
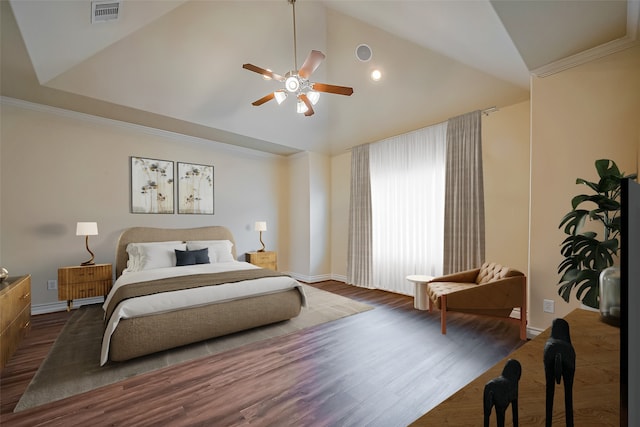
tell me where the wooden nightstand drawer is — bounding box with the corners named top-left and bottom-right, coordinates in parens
top-left (246, 251), bottom-right (277, 270)
top-left (58, 280), bottom-right (112, 299)
top-left (58, 264), bottom-right (112, 284)
top-left (58, 264), bottom-right (112, 311)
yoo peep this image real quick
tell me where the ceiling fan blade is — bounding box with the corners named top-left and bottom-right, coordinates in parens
top-left (298, 50), bottom-right (326, 79)
top-left (242, 64), bottom-right (285, 82)
top-left (312, 82), bottom-right (354, 96)
top-left (252, 93), bottom-right (275, 106)
top-left (298, 93), bottom-right (315, 117)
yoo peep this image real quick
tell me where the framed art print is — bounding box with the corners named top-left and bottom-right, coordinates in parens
top-left (130, 156), bottom-right (174, 214)
top-left (178, 162), bottom-right (214, 214)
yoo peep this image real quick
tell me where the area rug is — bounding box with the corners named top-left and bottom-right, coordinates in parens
top-left (15, 284), bottom-right (372, 412)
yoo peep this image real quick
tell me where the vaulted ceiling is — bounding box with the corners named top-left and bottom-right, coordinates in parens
top-left (2, 0), bottom-right (638, 156)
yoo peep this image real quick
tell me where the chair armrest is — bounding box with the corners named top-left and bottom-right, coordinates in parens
top-left (445, 276), bottom-right (526, 310)
top-left (430, 268), bottom-right (480, 284)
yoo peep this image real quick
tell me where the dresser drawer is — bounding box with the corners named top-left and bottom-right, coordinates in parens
top-left (0, 304), bottom-right (31, 368)
top-left (0, 275), bottom-right (31, 333)
top-left (0, 275), bottom-right (31, 369)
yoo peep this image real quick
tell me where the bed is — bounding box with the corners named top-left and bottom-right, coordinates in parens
top-left (101, 226), bottom-right (306, 365)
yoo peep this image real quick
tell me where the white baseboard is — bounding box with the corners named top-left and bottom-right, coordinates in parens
top-left (31, 297), bottom-right (104, 315)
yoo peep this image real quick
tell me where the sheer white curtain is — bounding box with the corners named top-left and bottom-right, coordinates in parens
top-left (368, 122), bottom-right (448, 295)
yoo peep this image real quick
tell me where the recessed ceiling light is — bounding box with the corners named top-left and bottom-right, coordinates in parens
top-left (371, 69), bottom-right (382, 82)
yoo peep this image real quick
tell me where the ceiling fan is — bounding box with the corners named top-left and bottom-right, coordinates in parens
top-left (242, 0), bottom-right (354, 117)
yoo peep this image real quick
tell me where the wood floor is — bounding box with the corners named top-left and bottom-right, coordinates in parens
top-left (1, 281), bottom-right (525, 427)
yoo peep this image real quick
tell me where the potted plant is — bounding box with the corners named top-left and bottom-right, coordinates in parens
top-left (558, 159), bottom-right (637, 308)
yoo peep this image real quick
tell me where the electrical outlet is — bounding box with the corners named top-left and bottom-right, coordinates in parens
top-left (543, 299), bottom-right (555, 313)
top-left (47, 279), bottom-right (57, 290)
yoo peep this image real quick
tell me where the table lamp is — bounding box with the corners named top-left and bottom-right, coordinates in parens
top-left (76, 222), bottom-right (98, 265)
top-left (255, 221), bottom-right (267, 252)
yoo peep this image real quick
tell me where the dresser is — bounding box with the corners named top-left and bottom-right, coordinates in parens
top-left (246, 251), bottom-right (277, 270)
top-left (0, 275), bottom-right (31, 369)
top-left (58, 263), bottom-right (113, 311)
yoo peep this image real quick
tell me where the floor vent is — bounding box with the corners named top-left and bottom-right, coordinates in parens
top-left (91, 1), bottom-right (120, 23)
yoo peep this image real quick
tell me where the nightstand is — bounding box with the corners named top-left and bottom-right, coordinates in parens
top-left (246, 251), bottom-right (277, 270)
top-left (58, 263), bottom-right (113, 311)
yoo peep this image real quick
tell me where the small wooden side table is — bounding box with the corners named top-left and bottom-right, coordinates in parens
top-left (58, 263), bottom-right (113, 311)
top-left (246, 251), bottom-right (277, 270)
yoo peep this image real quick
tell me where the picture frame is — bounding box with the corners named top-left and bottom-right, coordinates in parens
top-left (130, 156), bottom-right (174, 214)
top-left (177, 162), bottom-right (214, 214)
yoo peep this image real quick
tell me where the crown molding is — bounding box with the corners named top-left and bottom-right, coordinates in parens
top-left (532, 0), bottom-right (640, 78)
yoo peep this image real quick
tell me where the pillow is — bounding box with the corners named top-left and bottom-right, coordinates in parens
top-left (186, 240), bottom-right (234, 262)
top-left (125, 241), bottom-right (186, 272)
top-left (175, 248), bottom-right (210, 266)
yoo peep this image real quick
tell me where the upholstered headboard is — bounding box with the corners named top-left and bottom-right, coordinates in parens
top-left (115, 226), bottom-right (237, 277)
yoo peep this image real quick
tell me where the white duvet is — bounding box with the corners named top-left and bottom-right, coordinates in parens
top-left (101, 261), bottom-right (306, 365)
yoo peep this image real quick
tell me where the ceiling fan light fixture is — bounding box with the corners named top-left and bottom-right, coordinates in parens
top-left (296, 99), bottom-right (309, 114)
top-left (274, 91), bottom-right (287, 104)
top-left (307, 90), bottom-right (320, 105)
top-left (285, 75), bottom-right (300, 92)
top-left (242, 0), bottom-right (353, 116)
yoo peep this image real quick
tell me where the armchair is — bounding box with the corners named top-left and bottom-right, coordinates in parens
top-left (426, 262), bottom-right (527, 340)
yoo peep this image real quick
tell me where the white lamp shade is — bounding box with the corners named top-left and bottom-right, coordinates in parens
top-left (254, 221), bottom-right (267, 232)
top-left (76, 222), bottom-right (98, 236)
top-left (274, 91), bottom-right (287, 104)
top-left (296, 100), bottom-right (309, 114)
top-left (307, 90), bottom-right (320, 105)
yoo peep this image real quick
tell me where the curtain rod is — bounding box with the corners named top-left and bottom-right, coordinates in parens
top-left (346, 106), bottom-right (500, 151)
top-left (482, 106), bottom-right (498, 116)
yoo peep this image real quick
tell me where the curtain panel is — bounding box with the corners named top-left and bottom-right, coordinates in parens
top-left (443, 110), bottom-right (485, 274)
top-left (369, 123), bottom-right (448, 295)
top-left (347, 144), bottom-right (373, 288)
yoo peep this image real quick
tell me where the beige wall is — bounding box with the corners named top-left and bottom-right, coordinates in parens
top-left (287, 151), bottom-right (332, 281)
top-left (0, 99), bottom-right (290, 311)
top-left (482, 101), bottom-right (530, 273)
top-left (330, 152), bottom-right (350, 281)
top-left (529, 46), bottom-right (640, 331)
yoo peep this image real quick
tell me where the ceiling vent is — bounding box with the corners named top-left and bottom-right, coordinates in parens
top-left (91, 1), bottom-right (120, 23)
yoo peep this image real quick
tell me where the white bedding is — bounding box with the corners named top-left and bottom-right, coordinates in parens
top-left (101, 261), bottom-right (306, 365)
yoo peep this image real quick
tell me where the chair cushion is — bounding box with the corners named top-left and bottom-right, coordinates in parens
top-left (476, 262), bottom-right (522, 284)
top-left (426, 281), bottom-right (476, 309)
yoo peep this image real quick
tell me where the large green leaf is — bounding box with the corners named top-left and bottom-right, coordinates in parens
top-left (595, 159), bottom-right (621, 179)
top-left (576, 178), bottom-right (599, 193)
top-left (559, 209), bottom-right (588, 235)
